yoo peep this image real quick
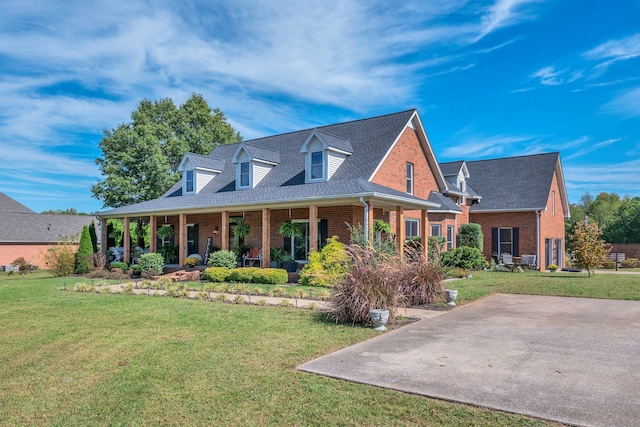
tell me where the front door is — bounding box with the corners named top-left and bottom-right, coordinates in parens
top-left (545, 238), bottom-right (553, 269)
top-left (187, 224), bottom-right (199, 257)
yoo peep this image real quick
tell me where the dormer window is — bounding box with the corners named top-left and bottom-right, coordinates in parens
top-left (239, 162), bottom-right (250, 188)
top-left (300, 130), bottom-right (353, 184)
top-left (310, 151), bottom-right (324, 180)
top-left (231, 143), bottom-right (280, 190)
top-left (178, 153), bottom-right (224, 195)
top-left (185, 170), bottom-right (194, 193)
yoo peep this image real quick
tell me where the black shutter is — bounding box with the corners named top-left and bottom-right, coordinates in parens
top-left (319, 219), bottom-right (328, 249)
top-left (491, 228), bottom-right (498, 255)
top-left (512, 227), bottom-right (519, 256)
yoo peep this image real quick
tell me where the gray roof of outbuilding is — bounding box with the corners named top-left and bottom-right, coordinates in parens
top-left (0, 212), bottom-right (95, 243)
top-left (0, 192), bottom-right (34, 213)
top-left (467, 152), bottom-right (560, 212)
top-left (100, 109), bottom-right (428, 216)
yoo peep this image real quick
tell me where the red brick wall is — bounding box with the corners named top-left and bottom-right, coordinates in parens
top-left (538, 171), bottom-right (567, 268)
top-left (0, 243), bottom-right (79, 269)
top-left (371, 127), bottom-right (439, 199)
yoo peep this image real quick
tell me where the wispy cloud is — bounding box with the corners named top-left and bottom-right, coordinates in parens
top-left (563, 138), bottom-right (621, 160)
top-left (476, 0), bottom-right (540, 41)
top-left (440, 132), bottom-right (540, 159)
top-left (565, 158), bottom-right (640, 198)
top-left (602, 86), bottom-right (640, 117)
top-left (530, 66), bottom-right (583, 86)
top-left (583, 33), bottom-right (640, 72)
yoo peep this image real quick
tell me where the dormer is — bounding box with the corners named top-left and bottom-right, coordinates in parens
top-left (299, 130), bottom-right (353, 183)
top-left (231, 143), bottom-right (280, 190)
top-left (178, 153), bottom-right (225, 195)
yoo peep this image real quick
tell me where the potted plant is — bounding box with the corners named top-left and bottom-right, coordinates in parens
top-left (232, 218), bottom-right (251, 245)
top-left (548, 263), bottom-right (558, 272)
top-left (277, 221), bottom-right (302, 272)
top-left (270, 247), bottom-right (286, 268)
top-left (281, 252), bottom-right (298, 273)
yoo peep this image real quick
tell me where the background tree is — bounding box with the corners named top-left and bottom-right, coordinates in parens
top-left (602, 196), bottom-right (640, 244)
top-left (92, 94), bottom-right (242, 208)
top-left (88, 223), bottom-right (98, 253)
top-left (572, 221), bottom-right (610, 277)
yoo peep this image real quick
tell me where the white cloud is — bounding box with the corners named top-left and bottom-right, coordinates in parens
top-left (440, 133), bottom-right (539, 159)
top-left (531, 66), bottom-right (583, 86)
top-left (477, 0), bottom-right (540, 41)
top-left (563, 138), bottom-right (621, 160)
top-left (564, 159), bottom-right (640, 200)
top-left (583, 33), bottom-right (640, 72)
top-left (602, 86), bottom-right (640, 117)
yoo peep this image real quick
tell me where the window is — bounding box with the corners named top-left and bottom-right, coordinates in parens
top-left (552, 190), bottom-right (556, 216)
top-left (447, 225), bottom-right (454, 250)
top-left (310, 151), bottom-right (323, 180)
top-left (185, 170), bottom-right (194, 193)
top-left (499, 227), bottom-right (512, 255)
top-left (406, 162), bottom-right (414, 194)
top-left (405, 219), bottom-right (419, 237)
top-left (430, 224), bottom-right (441, 237)
top-left (239, 162), bottom-right (250, 187)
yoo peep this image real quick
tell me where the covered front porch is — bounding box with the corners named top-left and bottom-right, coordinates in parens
top-left (99, 196), bottom-right (437, 268)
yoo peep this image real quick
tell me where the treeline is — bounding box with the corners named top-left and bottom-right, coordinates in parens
top-left (40, 208), bottom-right (89, 215)
top-left (566, 192), bottom-right (640, 247)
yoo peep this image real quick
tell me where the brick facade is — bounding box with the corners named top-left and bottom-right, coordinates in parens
top-left (0, 243), bottom-right (79, 269)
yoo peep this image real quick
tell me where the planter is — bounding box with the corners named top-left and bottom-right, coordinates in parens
top-left (445, 289), bottom-right (458, 306)
top-left (283, 261), bottom-right (298, 273)
top-left (370, 309), bottom-right (390, 331)
top-left (270, 260), bottom-right (281, 269)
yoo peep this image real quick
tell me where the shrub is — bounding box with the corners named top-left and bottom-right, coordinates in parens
top-left (398, 250), bottom-right (445, 305)
top-left (138, 253), bottom-right (164, 274)
top-left (214, 293), bottom-right (228, 303)
top-left (255, 298), bottom-right (268, 306)
top-left (457, 223), bottom-right (483, 251)
top-left (446, 267), bottom-right (469, 278)
top-left (43, 241), bottom-right (76, 277)
top-left (226, 267), bottom-right (260, 283)
top-left (251, 268), bottom-right (287, 285)
top-left (601, 261), bottom-right (616, 269)
top-left (278, 299), bottom-right (294, 308)
top-left (75, 226), bottom-right (94, 274)
top-left (299, 236), bottom-right (348, 287)
top-left (123, 283), bottom-right (135, 294)
top-left (110, 261), bottom-right (129, 271)
top-left (202, 267), bottom-right (229, 282)
top-left (621, 258), bottom-right (639, 268)
top-left (88, 222), bottom-right (99, 253)
top-left (233, 284), bottom-right (250, 294)
top-left (129, 264), bottom-right (142, 275)
top-left (440, 246), bottom-right (488, 270)
top-left (11, 257), bottom-right (29, 274)
top-left (427, 236), bottom-right (446, 262)
top-left (208, 250), bottom-right (238, 269)
top-left (328, 245), bottom-right (407, 325)
top-left (196, 291), bottom-right (208, 301)
top-left (232, 295), bottom-right (246, 304)
top-left (268, 286), bottom-right (287, 297)
top-left (183, 256), bottom-right (199, 268)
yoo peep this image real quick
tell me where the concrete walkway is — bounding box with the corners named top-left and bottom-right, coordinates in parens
top-left (298, 294), bottom-right (640, 427)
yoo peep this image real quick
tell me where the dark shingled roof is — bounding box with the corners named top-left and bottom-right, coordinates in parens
top-left (99, 109), bottom-right (433, 216)
top-left (185, 153), bottom-right (226, 171)
top-left (239, 143), bottom-right (281, 164)
top-left (314, 129), bottom-right (353, 153)
top-left (0, 193), bottom-right (94, 243)
top-left (428, 191), bottom-right (462, 213)
top-left (467, 152), bottom-right (560, 212)
top-left (439, 161), bottom-right (465, 177)
top-left (0, 192), bottom-right (34, 213)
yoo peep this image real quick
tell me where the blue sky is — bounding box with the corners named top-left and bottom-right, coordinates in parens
top-left (1, 0), bottom-right (638, 213)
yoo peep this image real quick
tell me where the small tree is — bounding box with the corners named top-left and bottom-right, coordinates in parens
top-left (457, 223), bottom-right (483, 251)
top-left (88, 222), bottom-right (99, 253)
top-left (572, 221), bottom-right (610, 277)
top-left (43, 240), bottom-right (76, 277)
top-left (299, 236), bottom-right (349, 287)
top-left (75, 226), bottom-right (94, 274)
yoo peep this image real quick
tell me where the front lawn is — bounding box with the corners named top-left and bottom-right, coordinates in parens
top-left (452, 269), bottom-right (640, 304)
top-left (0, 271), bottom-right (548, 426)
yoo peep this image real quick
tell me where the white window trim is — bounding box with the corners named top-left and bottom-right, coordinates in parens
top-left (238, 161), bottom-right (251, 189)
top-left (405, 218), bottom-right (419, 237)
top-left (309, 150), bottom-right (325, 182)
top-left (406, 162), bottom-right (414, 195)
top-left (447, 225), bottom-right (454, 250)
top-left (185, 170), bottom-right (195, 194)
top-left (430, 224), bottom-right (441, 237)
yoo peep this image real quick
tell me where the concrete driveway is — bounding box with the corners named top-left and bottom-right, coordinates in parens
top-left (298, 294), bottom-right (640, 426)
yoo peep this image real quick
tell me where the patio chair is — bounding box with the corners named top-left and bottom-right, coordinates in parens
top-left (109, 247), bottom-right (123, 262)
top-left (243, 248), bottom-right (262, 268)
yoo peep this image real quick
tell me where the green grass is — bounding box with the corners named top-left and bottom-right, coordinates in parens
top-left (453, 269), bottom-right (640, 304)
top-left (0, 271), bottom-right (550, 426)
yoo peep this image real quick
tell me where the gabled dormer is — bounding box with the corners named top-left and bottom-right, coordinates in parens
top-left (178, 153), bottom-right (225, 195)
top-left (231, 143), bottom-right (280, 190)
top-left (299, 130), bottom-right (353, 183)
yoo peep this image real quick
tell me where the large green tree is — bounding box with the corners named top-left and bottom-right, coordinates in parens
top-left (603, 196), bottom-right (640, 244)
top-left (92, 94), bottom-right (242, 208)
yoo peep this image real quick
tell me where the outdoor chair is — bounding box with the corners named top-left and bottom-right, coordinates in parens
top-left (243, 248), bottom-right (262, 268)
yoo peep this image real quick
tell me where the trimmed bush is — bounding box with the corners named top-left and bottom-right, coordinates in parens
top-left (44, 241), bottom-right (76, 277)
top-left (621, 258), bottom-right (639, 268)
top-left (138, 253), bottom-right (164, 274)
top-left (75, 226), bottom-right (94, 274)
top-left (208, 250), bottom-right (238, 269)
top-left (252, 268), bottom-right (288, 285)
top-left (203, 267), bottom-right (229, 282)
top-left (226, 267), bottom-right (261, 283)
top-left (440, 246), bottom-right (488, 270)
top-left (602, 260), bottom-right (616, 269)
top-left (457, 223), bottom-right (483, 251)
top-left (110, 261), bottom-right (129, 271)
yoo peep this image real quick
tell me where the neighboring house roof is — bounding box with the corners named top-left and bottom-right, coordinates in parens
top-left (0, 192), bottom-right (34, 214)
top-left (100, 109), bottom-right (441, 217)
top-left (0, 192), bottom-right (95, 244)
top-left (466, 152), bottom-right (568, 215)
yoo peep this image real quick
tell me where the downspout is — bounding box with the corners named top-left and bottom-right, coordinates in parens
top-left (359, 197), bottom-right (369, 246)
top-left (536, 210), bottom-right (541, 270)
